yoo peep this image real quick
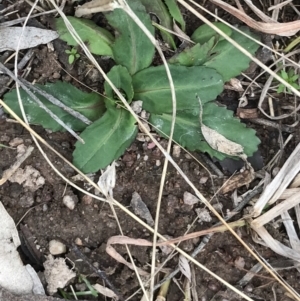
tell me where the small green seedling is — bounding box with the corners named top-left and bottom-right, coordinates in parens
top-left (277, 68), bottom-right (300, 94)
top-left (65, 47), bottom-right (80, 64)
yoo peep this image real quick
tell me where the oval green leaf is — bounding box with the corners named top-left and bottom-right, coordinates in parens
top-left (104, 65), bottom-right (134, 103)
top-left (4, 81), bottom-right (106, 131)
top-left (191, 22), bottom-right (232, 44)
top-left (105, 0), bottom-right (155, 75)
top-left (150, 102), bottom-right (260, 159)
top-left (73, 108), bottom-right (138, 173)
top-left (55, 16), bottom-right (114, 56)
top-left (203, 27), bottom-right (260, 81)
top-left (132, 65), bottom-right (223, 113)
top-left (164, 0), bottom-right (186, 31)
top-left (169, 39), bottom-right (215, 66)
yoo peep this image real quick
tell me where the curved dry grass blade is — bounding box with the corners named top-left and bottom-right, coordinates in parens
top-left (252, 142), bottom-right (300, 217)
top-left (210, 0), bottom-right (300, 36)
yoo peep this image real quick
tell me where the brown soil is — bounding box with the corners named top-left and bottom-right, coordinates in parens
top-left (1, 1), bottom-right (300, 301)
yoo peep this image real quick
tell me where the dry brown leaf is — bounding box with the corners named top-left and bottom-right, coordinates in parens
top-left (93, 284), bottom-right (118, 299)
top-left (201, 124), bottom-right (246, 160)
top-left (221, 168), bottom-right (255, 194)
top-left (210, 0), bottom-right (300, 36)
top-left (251, 191), bottom-right (300, 228)
top-left (179, 255), bottom-right (191, 282)
top-left (105, 221), bottom-right (245, 275)
top-left (252, 142), bottom-right (300, 217)
top-left (198, 97), bottom-right (247, 161)
top-left (0, 27), bottom-right (58, 52)
top-left (236, 108), bottom-right (258, 119)
top-left (75, 0), bottom-right (118, 17)
top-left (224, 78), bottom-right (244, 92)
top-left (251, 223), bottom-right (300, 262)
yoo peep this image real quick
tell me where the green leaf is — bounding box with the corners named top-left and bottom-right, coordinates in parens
top-left (191, 22), bottom-right (232, 44)
top-left (277, 83), bottom-right (285, 94)
top-left (68, 55), bottom-right (74, 64)
top-left (105, 0), bottom-right (155, 75)
top-left (164, 0), bottom-right (186, 31)
top-left (287, 68), bottom-right (295, 78)
top-left (139, 0), bottom-right (175, 48)
top-left (169, 39), bottom-right (215, 66)
top-left (104, 66), bottom-right (134, 103)
top-left (280, 70), bottom-right (289, 80)
top-left (73, 107), bottom-right (138, 173)
top-left (150, 102), bottom-right (260, 160)
top-left (4, 81), bottom-right (106, 131)
top-left (55, 16), bottom-right (114, 56)
top-left (290, 74), bottom-right (299, 82)
top-left (132, 65), bottom-right (223, 113)
top-left (203, 27), bottom-right (260, 81)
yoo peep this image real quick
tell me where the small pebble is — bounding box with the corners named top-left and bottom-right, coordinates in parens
top-left (16, 144), bottom-right (26, 156)
top-left (156, 160), bottom-right (161, 167)
top-left (172, 144), bottom-right (181, 158)
top-left (0, 134), bottom-right (10, 142)
top-left (136, 133), bottom-right (146, 142)
top-left (208, 280), bottom-right (219, 291)
top-left (140, 110), bottom-right (148, 119)
top-left (195, 208), bottom-right (212, 223)
top-left (147, 141), bottom-right (156, 149)
top-left (234, 256), bottom-right (245, 269)
top-left (93, 262), bottom-right (99, 268)
top-left (43, 204), bottom-right (48, 212)
top-left (49, 240), bottom-right (67, 255)
top-left (158, 235), bottom-right (173, 255)
top-left (52, 72), bottom-right (60, 79)
top-left (212, 203), bottom-right (223, 212)
top-left (199, 177), bottom-right (208, 184)
top-left (9, 137), bottom-right (24, 147)
top-left (75, 238), bottom-right (83, 246)
top-left (82, 195), bottom-right (93, 205)
top-left (183, 191), bottom-right (199, 205)
top-left (19, 192), bottom-right (34, 208)
top-left (143, 155), bottom-right (148, 161)
top-left (75, 283), bottom-right (87, 292)
top-left (244, 284), bottom-right (253, 293)
top-left (63, 195), bottom-right (77, 210)
top-left (131, 100), bottom-right (143, 114)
